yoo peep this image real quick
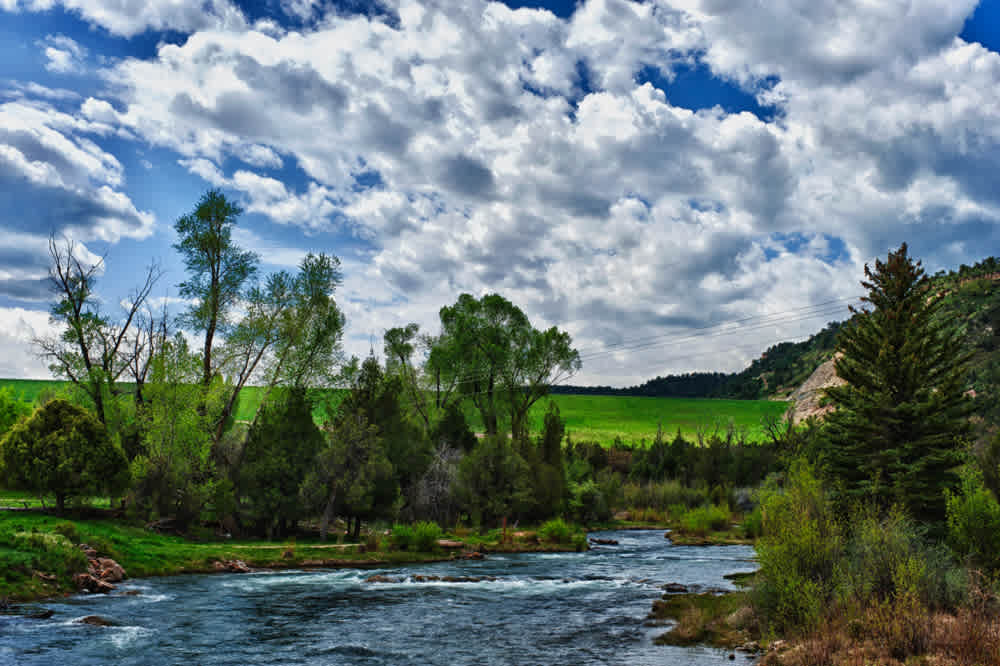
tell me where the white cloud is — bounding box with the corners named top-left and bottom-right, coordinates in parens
top-left (6, 0), bottom-right (246, 37)
top-left (3, 0), bottom-right (997, 383)
top-left (38, 34), bottom-right (87, 74)
top-left (0, 307), bottom-right (59, 378)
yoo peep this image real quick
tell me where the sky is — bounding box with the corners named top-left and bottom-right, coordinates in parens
top-left (0, 0), bottom-right (998, 386)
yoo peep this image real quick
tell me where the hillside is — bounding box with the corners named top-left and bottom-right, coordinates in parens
top-left (558, 255), bottom-right (1000, 431)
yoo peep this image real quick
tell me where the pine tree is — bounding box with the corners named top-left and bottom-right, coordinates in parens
top-left (821, 243), bottom-right (972, 528)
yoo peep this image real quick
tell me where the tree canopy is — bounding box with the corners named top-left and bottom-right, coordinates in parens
top-left (0, 399), bottom-right (128, 512)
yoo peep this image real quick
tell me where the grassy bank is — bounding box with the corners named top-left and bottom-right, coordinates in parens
top-left (0, 512), bottom-right (588, 603)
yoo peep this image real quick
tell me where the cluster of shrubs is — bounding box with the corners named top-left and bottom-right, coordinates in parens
top-left (751, 461), bottom-right (1000, 662)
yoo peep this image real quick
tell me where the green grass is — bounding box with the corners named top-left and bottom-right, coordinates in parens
top-left (514, 394), bottom-right (787, 446)
top-left (0, 379), bottom-right (788, 446)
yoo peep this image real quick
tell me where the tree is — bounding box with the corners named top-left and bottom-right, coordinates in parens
top-left (174, 189), bottom-right (258, 388)
top-left (454, 434), bottom-right (533, 527)
top-left (432, 293), bottom-right (581, 438)
top-left (337, 356), bottom-right (430, 513)
top-left (240, 387), bottom-right (325, 538)
top-left (36, 237), bottom-right (161, 425)
top-left (821, 243), bottom-right (972, 527)
top-left (0, 399), bottom-right (128, 512)
top-left (304, 409), bottom-right (394, 541)
top-left (130, 333), bottom-right (227, 528)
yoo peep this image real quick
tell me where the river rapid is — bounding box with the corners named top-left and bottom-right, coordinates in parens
top-left (1, 530), bottom-right (756, 665)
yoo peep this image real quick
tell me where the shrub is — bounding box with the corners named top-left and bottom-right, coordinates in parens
top-left (741, 506), bottom-right (763, 539)
top-left (53, 521), bottom-right (80, 544)
top-left (677, 504), bottom-right (730, 537)
top-left (539, 518), bottom-right (573, 544)
top-left (837, 506), bottom-right (966, 612)
top-left (567, 480), bottom-right (611, 523)
top-left (946, 470), bottom-right (1000, 572)
top-left (752, 461), bottom-right (842, 635)
top-left (391, 524), bottom-right (415, 550)
top-left (412, 521), bottom-right (442, 551)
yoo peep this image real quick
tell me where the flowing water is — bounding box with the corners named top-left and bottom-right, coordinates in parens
top-left (1, 530), bottom-right (756, 665)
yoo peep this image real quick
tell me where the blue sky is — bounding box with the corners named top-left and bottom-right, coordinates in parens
top-left (0, 0), bottom-right (998, 385)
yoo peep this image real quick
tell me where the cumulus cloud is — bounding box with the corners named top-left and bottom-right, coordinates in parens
top-left (2, 0), bottom-right (997, 383)
top-left (38, 34), bottom-right (87, 74)
top-left (0, 98), bottom-right (154, 302)
top-left (4, 0), bottom-right (246, 37)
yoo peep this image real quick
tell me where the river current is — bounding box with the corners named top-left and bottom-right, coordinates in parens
top-left (1, 530), bottom-right (756, 665)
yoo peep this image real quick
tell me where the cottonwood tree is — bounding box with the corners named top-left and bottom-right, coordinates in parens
top-left (821, 243), bottom-right (972, 528)
top-left (431, 293), bottom-right (580, 438)
top-left (174, 189), bottom-right (258, 388)
top-left (36, 237), bottom-right (161, 425)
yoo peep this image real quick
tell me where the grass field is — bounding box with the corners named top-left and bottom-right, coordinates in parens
top-left (1, 378), bottom-right (789, 446)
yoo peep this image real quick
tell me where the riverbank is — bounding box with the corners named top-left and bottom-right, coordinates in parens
top-left (0, 512), bottom-right (587, 603)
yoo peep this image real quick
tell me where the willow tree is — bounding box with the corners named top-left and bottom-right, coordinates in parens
top-left (821, 243), bottom-right (972, 527)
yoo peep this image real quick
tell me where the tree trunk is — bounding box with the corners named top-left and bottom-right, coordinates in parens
top-left (319, 490), bottom-right (337, 541)
top-left (352, 517), bottom-right (361, 542)
top-left (55, 493), bottom-right (65, 514)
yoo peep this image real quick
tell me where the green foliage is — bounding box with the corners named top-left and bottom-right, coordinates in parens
top-left (129, 334), bottom-right (226, 528)
top-left (676, 504), bottom-right (730, 537)
top-left (566, 479), bottom-right (612, 523)
top-left (412, 521), bottom-right (443, 551)
top-left (821, 243), bottom-right (972, 529)
top-left (0, 399), bottom-right (128, 512)
top-left (240, 387), bottom-right (325, 538)
top-left (837, 507), bottom-right (966, 612)
top-left (946, 469), bottom-right (1000, 572)
top-left (454, 434), bottom-right (533, 526)
top-left (174, 189), bottom-right (259, 386)
top-left (741, 506), bottom-right (763, 539)
top-left (52, 521), bottom-right (80, 544)
top-left (538, 518), bottom-right (572, 544)
top-left (0, 386), bottom-right (29, 438)
top-left (433, 292), bottom-right (580, 438)
top-left (753, 461), bottom-right (842, 635)
top-left (390, 523), bottom-right (415, 550)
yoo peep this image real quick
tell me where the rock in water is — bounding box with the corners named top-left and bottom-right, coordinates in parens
top-left (80, 615), bottom-right (115, 627)
top-left (73, 573), bottom-right (115, 594)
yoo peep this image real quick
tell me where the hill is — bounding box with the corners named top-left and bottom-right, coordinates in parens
top-left (555, 255), bottom-right (999, 430)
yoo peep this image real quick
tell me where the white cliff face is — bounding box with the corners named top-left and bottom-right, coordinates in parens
top-left (788, 353), bottom-right (846, 424)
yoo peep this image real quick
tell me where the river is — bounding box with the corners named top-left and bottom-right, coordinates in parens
top-left (1, 530), bottom-right (756, 665)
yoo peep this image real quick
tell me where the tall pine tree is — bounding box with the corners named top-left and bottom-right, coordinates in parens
top-left (821, 243), bottom-right (972, 528)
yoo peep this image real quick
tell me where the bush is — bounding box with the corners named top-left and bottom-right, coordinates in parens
top-left (391, 523), bottom-right (415, 550)
top-left (567, 479), bottom-right (611, 523)
top-left (946, 470), bottom-right (1000, 572)
top-left (412, 521), bottom-right (442, 552)
top-left (752, 461), bottom-right (842, 635)
top-left (539, 518), bottom-right (573, 544)
top-left (741, 506), bottom-right (763, 539)
top-left (53, 521), bottom-right (80, 544)
top-left (837, 506), bottom-right (966, 612)
top-left (676, 504), bottom-right (730, 537)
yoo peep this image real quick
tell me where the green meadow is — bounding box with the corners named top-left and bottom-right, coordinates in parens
top-left (1, 378), bottom-right (788, 446)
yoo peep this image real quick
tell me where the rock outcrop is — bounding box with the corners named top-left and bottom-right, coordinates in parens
top-left (788, 354), bottom-right (845, 424)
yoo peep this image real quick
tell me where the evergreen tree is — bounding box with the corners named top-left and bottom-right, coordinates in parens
top-left (240, 387), bottom-right (324, 538)
top-left (821, 243), bottom-right (972, 527)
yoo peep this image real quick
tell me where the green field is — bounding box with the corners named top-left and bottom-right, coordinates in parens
top-left (1, 379), bottom-right (789, 445)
